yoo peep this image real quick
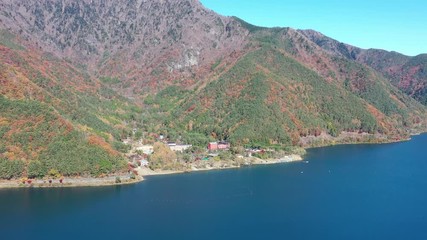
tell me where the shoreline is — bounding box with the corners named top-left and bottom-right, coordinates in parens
top-left (0, 174), bottom-right (144, 190)
top-left (0, 155), bottom-right (303, 189)
top-left (1, 133), bottom-right (425, 190)
top-left (137, 155), bottom-right (303, 177)
top-left (303, 136), bottom-right (412, 150)
top-left (300, 130), bottom-right (427, 150)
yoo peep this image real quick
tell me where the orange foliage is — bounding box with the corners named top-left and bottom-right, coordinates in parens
top-left (87, 135), bottom-right (119, 156)
top-left (58, 118), bottom-right (74, 134)
top-left (389, 94), bottom-right (406, 108)
top-left (366, 104), bottom-right (392, 133)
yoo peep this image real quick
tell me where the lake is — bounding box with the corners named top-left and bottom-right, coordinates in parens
top-left (1, 134), bottom-right (427, 240)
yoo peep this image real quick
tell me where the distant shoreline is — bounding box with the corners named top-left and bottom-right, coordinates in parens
top-left (303, 131), bottom-right (427, 150)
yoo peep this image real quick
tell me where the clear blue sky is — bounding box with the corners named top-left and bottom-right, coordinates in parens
top-left (200, 0), bottom-right (426, 56)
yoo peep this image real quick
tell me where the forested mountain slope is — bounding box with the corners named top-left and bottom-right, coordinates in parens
top-left (145, 27), bottom-right (426, 147)
top-left (0, 0), bottom-right (426, 178)
top-left (300, 29), bottom-right (427, 105)
top-left (0, 29), bottom-right (136, 179)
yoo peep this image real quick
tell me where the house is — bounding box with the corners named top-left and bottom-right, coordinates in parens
top-left (208, 141), bottom-right (230, 151)
top-left (129, 154), bottom-right (144, 162)
top-left (218, 141), bottom-right (230, 150)
top-left (136, 145), bottom-right (154, 155)
top-left (208, 142), bottom-right (218, 151)
top-left (140, 159), bottom-right (149, 167)
top-left (169, 144), bottom-right (192, 152)
top-left (245, 148), bottom-right (266, 157)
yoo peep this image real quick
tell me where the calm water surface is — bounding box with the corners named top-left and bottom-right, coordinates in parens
top-left (1, 134), bottom-right (427, 240)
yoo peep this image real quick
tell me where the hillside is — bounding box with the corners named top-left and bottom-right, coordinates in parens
top-left (299, 30), bottom-right (427, 105)
top-left (0, 29), bottom-right (138, 179)
top-left (145, 27), bottom-right (426, 147)
top-left (0, 0), bottom-right (426, 179)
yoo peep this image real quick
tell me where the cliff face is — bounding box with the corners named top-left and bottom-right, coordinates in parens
top-left (0, 0), bottom-right (249, 95)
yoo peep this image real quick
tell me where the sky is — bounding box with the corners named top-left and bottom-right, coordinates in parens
top-left (200, 0), bottom-right (426, 56)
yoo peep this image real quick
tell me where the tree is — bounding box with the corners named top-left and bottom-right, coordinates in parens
top-left (0, 159), bottom-right (24, 180)
top-left (47, 169), bottom-right (62, 179)
top-left (134, 130), bottom-right (143, 140)
top-left (231, 146), bottom-right (245, 155)
top-left (149, 142), bottom-right (177, 170)
top-left (219, 151), bottom-right (233, 161)
top-left (115, 176), bottom-right (121, 183)
top-left (28, 161), bottom-right (47, 178)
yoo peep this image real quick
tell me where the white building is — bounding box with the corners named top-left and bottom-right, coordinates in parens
top-left (169, 144), bottom-right (192, 153)
top-left (136, 145), bottom-right (154, 155)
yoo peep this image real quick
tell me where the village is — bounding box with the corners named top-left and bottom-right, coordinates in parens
top-left (122, 132), bottom-right (304, 176)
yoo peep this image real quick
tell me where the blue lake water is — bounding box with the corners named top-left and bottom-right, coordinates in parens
top-left (1, 134), bottom-right (427, 240)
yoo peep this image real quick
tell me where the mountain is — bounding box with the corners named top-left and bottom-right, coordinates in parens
top-left (0, 0), bottom-right (426, 178)
top-left (0, 0), bottom-right (249, 97)
top-left (152, 26), bottom-right (426, 147)
top-left (299, 30), bottom-right (427, 105)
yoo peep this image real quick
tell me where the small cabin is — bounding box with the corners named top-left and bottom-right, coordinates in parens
top-left (208, 142), bottom-right (218, 151)
top-left (140, 159), bottom-right (149, 167)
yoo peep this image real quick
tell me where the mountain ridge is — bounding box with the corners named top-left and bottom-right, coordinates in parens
top-left (0, 0), bottom-right (250, 96)
top-left (299, 29), bottom-right (427, 105)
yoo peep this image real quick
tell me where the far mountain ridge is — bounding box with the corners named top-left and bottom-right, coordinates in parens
top-left (1, 0), bottom-right (425, 102)
top-left (299, 29), bottom-right (427, 105)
